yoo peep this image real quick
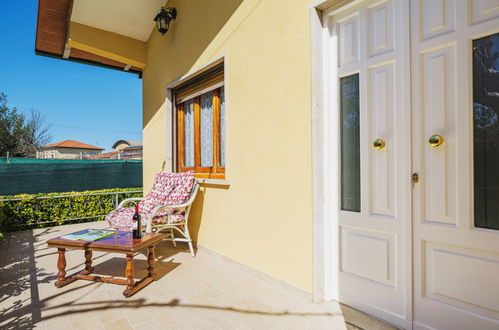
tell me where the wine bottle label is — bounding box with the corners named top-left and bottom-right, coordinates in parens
top-left (132, 220), bottom-right (138, 229)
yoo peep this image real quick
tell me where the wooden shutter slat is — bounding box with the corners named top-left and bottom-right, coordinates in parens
top-left (213, 89), bottom-right (220, 173)
top-left (175, 71), bottom-right (224, 103)
top-left (194, 97), bottom-right (201, 173)
top-left (177, 103), bottom-right (184, 168)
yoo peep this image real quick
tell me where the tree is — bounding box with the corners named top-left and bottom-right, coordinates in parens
top-left (0, 93), bottom-right (52, 157)
top-left (20, 109), bottom-right (52, 156)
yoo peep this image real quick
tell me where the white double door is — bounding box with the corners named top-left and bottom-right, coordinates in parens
top-left (329, 1), bottom-right (499, 329)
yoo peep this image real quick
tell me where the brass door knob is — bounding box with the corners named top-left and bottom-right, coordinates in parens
top-left (373, 138), bottom-right (385, 150)
top-left (428, 134), bottom-right (443, 147)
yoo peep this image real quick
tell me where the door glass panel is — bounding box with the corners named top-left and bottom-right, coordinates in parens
top-left (183, 99), bottom-right (194, 167)
top-left (200, 92), bottom-right (213, 167)
top-left (473, 33), bottom-right (499, 230)
top-left (340, 74), bottom-right (361, 212)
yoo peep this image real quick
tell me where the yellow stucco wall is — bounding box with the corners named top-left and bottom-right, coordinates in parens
top-left (143, 0), bottom-right (313, 292)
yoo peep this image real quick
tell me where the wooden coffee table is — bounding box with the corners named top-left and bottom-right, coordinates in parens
top-left (47, 230), bottom-right (163, 297)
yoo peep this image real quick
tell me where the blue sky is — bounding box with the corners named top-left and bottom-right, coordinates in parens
top-left (0, 1), bottom-right (142, 152)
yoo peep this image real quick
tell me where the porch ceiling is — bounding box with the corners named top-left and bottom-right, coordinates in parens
top-left (35, 0), bottom-right (157, 75)
top-left (71, 0), bottom-right (167, 42)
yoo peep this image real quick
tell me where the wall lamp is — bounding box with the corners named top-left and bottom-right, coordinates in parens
top-left (154, 7), bottom-right (177, 35)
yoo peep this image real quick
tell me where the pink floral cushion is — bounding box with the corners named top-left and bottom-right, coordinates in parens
top-left (153, 211), bottom-right (185, 225)
top-left (105, 207), bottom-right (185, 231)
top-left (138, 173), bottom-right (176, 214)
top-left (138, 171), bottom-right (194, 212)
top-left (106, 172), bottom-right (195, 231)
top-left (164, 172), bottom-right (195, 205)
top-left (105, 207), bottom-right (136, 231)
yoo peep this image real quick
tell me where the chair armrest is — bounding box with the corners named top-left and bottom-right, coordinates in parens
top-left (117, 197), bottom-right (144, 209)
top-left (148, 199), bottom-right (193, 219)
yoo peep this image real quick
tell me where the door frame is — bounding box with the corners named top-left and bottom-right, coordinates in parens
top-left (310, 1), bottom-right (412, 324)
top-left (310, 0), bottom-right (344, 303)
top-left (310, 0), bottom-right (368, 303)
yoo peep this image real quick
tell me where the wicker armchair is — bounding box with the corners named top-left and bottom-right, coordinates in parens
top-left (106, 172), bottom-right (198, 256)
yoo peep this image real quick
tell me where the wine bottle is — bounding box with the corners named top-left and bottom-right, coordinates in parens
top-left (132, 204), bottom-right (142, 239)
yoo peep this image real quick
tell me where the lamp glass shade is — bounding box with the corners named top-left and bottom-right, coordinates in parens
top-left (154, 8), bottom-right (176, 35)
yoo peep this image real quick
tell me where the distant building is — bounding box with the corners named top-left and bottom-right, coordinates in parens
top-left (110, 140), bottom-right (143, 159)
top-left (121, 146), bottom-right (143, 159)
top-left (112, 140), bottom-right (142, 152)
top-left (88, 140), bottom-right (143, 160)
top-left (38, 140), bottom-right (103, 159)
top-left (88, 151), bottom-right (120, 160)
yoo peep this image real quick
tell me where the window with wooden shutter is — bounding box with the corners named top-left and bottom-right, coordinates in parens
top-left (174, 66), bottom-right (225, 179)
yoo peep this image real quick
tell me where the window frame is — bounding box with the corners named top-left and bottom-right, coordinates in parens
top-left (175, 79), bottom-right (225, 179)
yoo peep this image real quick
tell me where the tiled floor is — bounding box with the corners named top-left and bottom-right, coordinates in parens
top-left (0, 222), bottom-right (398, 329)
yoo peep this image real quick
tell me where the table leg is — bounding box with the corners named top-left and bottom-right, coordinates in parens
top-left (147, 245), bottom-right (156, 280)
top-left (123, 248), bottom-right (157, 298)
top-left (84, 250), bottom-right (94, 273)
top-left (55, 248), bottom-right (66, 287)
top-left (125, 254), bottom-right (134, 292)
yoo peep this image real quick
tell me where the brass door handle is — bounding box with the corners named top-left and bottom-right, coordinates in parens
top-left (428, 134), bottom-right (443, 147)
top-left (373, 138), bottom-right (385, 150)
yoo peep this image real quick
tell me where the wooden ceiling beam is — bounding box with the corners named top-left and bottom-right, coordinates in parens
top-left (35, 0), bottom-right (142, 75)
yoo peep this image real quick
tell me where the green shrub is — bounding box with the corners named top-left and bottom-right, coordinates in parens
top-left (0, 188), bottom-right (143, 232)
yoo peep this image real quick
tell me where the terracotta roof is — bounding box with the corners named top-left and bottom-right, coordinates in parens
top-left (88, 151), bottom-right (120, 159)
top-left (120, 155), bottom-right (142, 159)
top-left (43, 140), bottom-right (104, 150)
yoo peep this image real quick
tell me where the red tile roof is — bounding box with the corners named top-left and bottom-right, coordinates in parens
top-left (43, 140), bottom-right (104, 150)
top-left (88, 151), bottom-right (120, 159)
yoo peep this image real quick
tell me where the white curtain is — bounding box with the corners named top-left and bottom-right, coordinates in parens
top-left (200, 92), bottom-right (213, 167)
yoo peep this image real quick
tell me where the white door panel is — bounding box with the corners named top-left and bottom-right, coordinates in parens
top-left (368, 0), bottom-right (394, 57)
top-left (420, 44), bottom-right (457, 225)
top-left (338, 13), bottom-right (360, 66)
top-left (330, 1), bottom-right (412, 328)
top-left (411, 1), bottom-right (499, 329)
top-left (420, 0), bottom-right (456, 41)
top-left (326, 1), bottom-right (499, 329)
top-left (471, 0), bottom-right (499, 24)
top-left (369, 63), bottom-right (396, 217)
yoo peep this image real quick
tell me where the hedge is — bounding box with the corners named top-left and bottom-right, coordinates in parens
top-left (0, 188), bottom-right (143, 232)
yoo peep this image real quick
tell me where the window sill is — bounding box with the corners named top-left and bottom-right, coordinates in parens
top-left (196, 178), bottom-right (230, 186)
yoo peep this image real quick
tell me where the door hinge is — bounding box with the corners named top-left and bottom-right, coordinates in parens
top-left (412, 173), bottom-right (419, 185)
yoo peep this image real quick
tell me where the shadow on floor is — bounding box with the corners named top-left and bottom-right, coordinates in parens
top-left (0, 228), bottom-right (55, 329)
top-left (40, 297), bottom-right (340, 322)
top-left (0, 226), bottom-right (392, 330)
top-left (84, 256), bottom-right (180, 281)
top-left (0, 228), bottom-right (183, 329)
top-left (0, 227), bottom-right (340, 329)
